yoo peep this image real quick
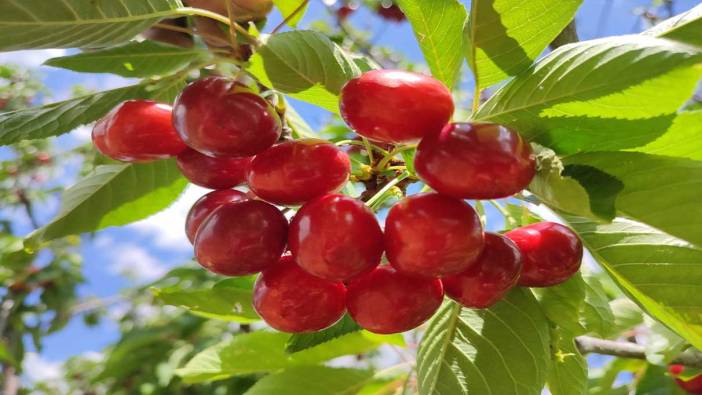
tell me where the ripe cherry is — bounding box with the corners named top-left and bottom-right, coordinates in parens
top-left (346, 266), bottom-right (443, 334)
top-left (253, 255), bottom-right (346, 333)
top-left (415, 122), bottom-right (536, 199)
top-left (340, 70), bottom-right (454, 144)
top-left (173, 77), bottom-right (282, 157)
top-left (377, 4), bottom-right (406, 22)
top-left (185, 189), bottom-right (248, 244)
top-left (92, 100), bottom-right (186, 162)
top-left (337, 4), bottom-right (357, 20)
top-left (442, 233), bottom-right (522, 308)
top-left (177, 148), bottom-right (252, 190)
top-left (247, 139), bottom-right (351, 205)
top-left (505, 222), bottom-right (583, 287)
top-left (194, 200), bottom-right (288, 276)
top-left (669, 365), bottom-right (702, 394)
top-left (289, 194), bottom-right (383, 281)
top-left (385, 193), bottom-right (484, 278)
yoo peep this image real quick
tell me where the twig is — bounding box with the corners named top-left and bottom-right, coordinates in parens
top-left (271, 0), bottom-right (310, 34)
top-left (576, 336), bottom-right (702, 368)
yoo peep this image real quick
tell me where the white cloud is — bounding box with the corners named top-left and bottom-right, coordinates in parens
top-left (0, 49), bottom-right (67, 68)
top-left (22, 352), bottom-right (63, 383)
top-left (105, 241), bottom-right (168, 282)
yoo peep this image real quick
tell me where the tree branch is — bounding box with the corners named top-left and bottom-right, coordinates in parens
top-left (576, 336), bottom-right (702, 368)
top-left (550, 20), bottom-right (579, 49)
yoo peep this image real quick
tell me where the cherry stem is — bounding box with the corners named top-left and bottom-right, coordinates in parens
top-left (174, 7), bottom-right (259, 47)
top-left (153, 23), bottom-right (231, 48)
top-left (471, 84), bottom-right (481, 115)
top-left (224, 0), bottom-right (241, 54)
top-left (365, 172), bottom-right (410, 209)
top-left (488, 199), bottom-right (518, 228)
top-left (375, 145), bottom-right (415, 171)
top-left (271, 0), bottom-right (310, 34)
top-left (361, 137), bottom-right (375, 164)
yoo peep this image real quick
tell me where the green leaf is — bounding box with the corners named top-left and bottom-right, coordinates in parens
top-left (635, 365), bottom-right (688, 395)
top-left (475, 35), bottom-right (702, 155)
top-left (248, 31), bottom-right (361, 113)
top-left (632, 110), bottom-right (702, 160)
top-left (643, 316), bottom-right (687, 365)
top-left (417, 289), bottom-right (551, 395)
top-left (395, 0), bottom-right (467, 88)
top-left (566, 216), bottom-right (702, 350)
top-left (609, 298), bottom-right (644, 335)
top-left (547, 330), bottom-right (587, 395)
top-left (644, 4), bottom-right (702, 47)
top-left (286, 315), bottom-right (362, 353)
top-left (152, 277), bottom-right (258, 323)
top-left (272, 0), bottom-right (308, 28)
top-left (0, 342), bottom-right (16, 366)
top-left (44, 40), bottom-right (206, 78)
top-left (533, 274), bottom-right (587, 335)
top-left (0, 0), bottom-right (182, 50)
top-left (26, 160), bottom-right (187, 248)
top-left (244, 366), bottom-right (373, 395)
top-left (465, 0), bottom-right (582, 89)
top-left (580, 275), bottom-right (616, 337)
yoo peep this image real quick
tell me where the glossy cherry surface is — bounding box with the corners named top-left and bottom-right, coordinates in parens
top-left (289, 194), bottom-right (384, 281)
top-left (92, 100), bottom-right (186, 162)
top-left (253, 255), bottom-right (346, 333)
top-left (173, 77), bottom-right (281, 157)
top-left (247, 139), bottom-right (351, 205)
top-left (194, 200), bottom-right (288, 276)
top-left (340, 70), bottom-right (454, 143)
top-left (415, 122), bottom-right (536, 199)
top-left (385, 193), bottom-right (485, 278)
top-left (185, 189), bottom-right (248, 244)
top-left (669, 365), bottom-right (702, 394)
top-left (505, 222), bottom-right (583, 287)
top-left (346, 266), bottom-right (443, 334)
top-left (177, 148), bottom-right (252, 190)
top-left (442, 233), bottom-right (522, 308)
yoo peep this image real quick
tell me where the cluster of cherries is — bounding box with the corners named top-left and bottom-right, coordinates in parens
top-left (92, 69), bottom-right (583, 334)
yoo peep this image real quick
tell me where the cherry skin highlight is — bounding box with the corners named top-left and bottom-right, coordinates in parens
top-left (442, 233), bottom-right (522, 308)
top-left (247, 139), bottom-right (351, 205)
top-left (505, 222), bottom-right (583, 287)
top-left (194, 200), bottom-right (288, 276)
top-left (289, 194), bottom-right (384, 281)
top-left (415, 122), bottom-right (536, 199)
top-left (346, 266), bottom-right (443, 334)
top-left (173, 77), bottom-right (282, 157)
top-left (340, 70), bottom-right (454, 144)
top-left (184, 189), bottom-right (248, 244)
top-left (385, 193), bottom-right (485, 278)
top-left (253, 255), bottom-right (346, 333)
top-left (177, 148), bottom-right (252, 190)
top-left (92, 100), bottom-right (186, 162)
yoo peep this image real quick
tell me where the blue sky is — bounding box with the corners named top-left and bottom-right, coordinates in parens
top-left (0, 0), bottom-right (699, 384)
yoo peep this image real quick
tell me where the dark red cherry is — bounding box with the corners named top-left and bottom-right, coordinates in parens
top-left (415, 122), bottom-right (536, 199)
top-left (253, 255), bottom-right (346, 333)
top-left (385, 193), bottom-right (484, 278)
top-left (669, 365), bottom-right (702, 394)
top-left (185, 189), bottom-right (248, 244)
top-left (289, 194), bottom-right (383, 281)
top-left (377, 4), bottom-right (406, 22)
top-left (173, 77), bottom-right (282, 157)
top-left (92, 100), bottom-right (186, 162)
top-left (442, 233), bottom-right (522, 308)
top-left (346, 266), bottom-right (443, 334)
top-left (247, 139), bottom-right (351, 205)
top-left (340, 70), bottom-right (454, 144)
top-left (336, 5), bottom-right (357, 20)
top-left (194, 200), bottom-right (288, 276)
top-left (176, 148), bottom-right (252, 190)
top-left (505, 222), bottom-right (583, 287)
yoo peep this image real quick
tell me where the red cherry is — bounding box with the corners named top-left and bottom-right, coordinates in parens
top-left (340, 70), bottom-right (454, 144)
top-left (346, 266), bottom-right (443, 334)
top-left (670, 365), bottom-right (702, 394)
top-left (385, 193), bottom-right (484, 278)
top-left (176, 148), bottom-right (252, 190)
top-left (173, 77), bottom-right (282, 157)
top-left (92, 100), bottom-right (186, 162)
top-left (194, 200), bottom-right (288, 276)
top-left (377, 4), bottom-right (406, 22)
top-left (247, 139), bottom-right (351, 205)
top-left (442, 233), bottom-right (522, 308)
top-left (289, 194), bottom-right (383, 281)
top-left (185, 189), bottom-right (248, 244)
top-left (337, 5), bottom-right (356, 20)
top-left (670, 365), bottom-right (686, 376)
top-left (415, 122), bottom-right (536, 199)
top-left (253, 255), bottom-right (346, 333)
top-left (505, 222), bottom-right (583, 287)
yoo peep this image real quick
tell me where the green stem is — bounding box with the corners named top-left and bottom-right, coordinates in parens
top-left (174, 7), bottom-right (259, 46)
top-left (361, 138), bottom-right (375, 164)
top-left (365, 173), bottom-right (409, 209)
top-left (471, 84), bottom-right (481, 116)
top-left (375, 145), bottom-right (415, 171)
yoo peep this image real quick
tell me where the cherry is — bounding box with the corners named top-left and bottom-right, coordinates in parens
top-left (340, 70), bottom-right (454, 144)
top-left (194, 200), bottom-right (288, 276)
top-left (247, 139), bottom-right (351, 205)
top-left (186, 0), bottom-right (273, 22)
top-left (442, 233), bottom-right (522, 308)
top-left (346, 266), bottom-right (443, 334)
top-left (377, 4), bottom-right (406, 22)
top-left (289, 194), bottom-right (384, 281)
top-left (505, 222), bottom-right (583, 287)
top-left (253, 255), bottom-right (346, 333)
top-left (669, 365), bottom-right (702, 394)
top-left (185, 189), bottom-right (248, 244)
top-left (337, 5), bottom-right (357, 20)
top-left (385, 193), bottom-right (484, 278)
top-left (176, 148), bottom-right (252, 190)
top-left (173, 77), bottom-right (282, 158)
top-left (415, 122), bottom-right (536, 200)
top-left (92, 100), bottom-right (186, 162)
